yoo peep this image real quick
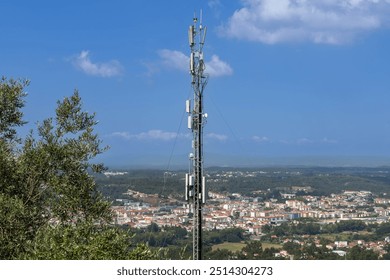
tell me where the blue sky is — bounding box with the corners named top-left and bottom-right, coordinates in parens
top-left (2, 0), bottom-right (390, 167)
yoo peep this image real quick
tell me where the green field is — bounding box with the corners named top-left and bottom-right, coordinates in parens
top-left (212, 242), bottom-right (246, 252)
top-left (212, 242), bottom-right (282, 252)
top-left (318, 230), bottom-right (374, 242)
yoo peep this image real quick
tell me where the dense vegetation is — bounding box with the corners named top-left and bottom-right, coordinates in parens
top-left (121, 221), bottom-right (390, 260)
top-left (0, 77), bottom-right (157, 260)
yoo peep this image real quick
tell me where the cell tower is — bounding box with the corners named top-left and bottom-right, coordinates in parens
top-left (185, 12), bottom-right (208, 261)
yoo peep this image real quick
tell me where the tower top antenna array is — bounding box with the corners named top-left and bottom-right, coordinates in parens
top-left (185, 11), bottom-right (208, 260)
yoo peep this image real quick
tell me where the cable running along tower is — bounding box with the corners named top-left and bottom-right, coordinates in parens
top-left (185, 13), bottom-right (208, 260)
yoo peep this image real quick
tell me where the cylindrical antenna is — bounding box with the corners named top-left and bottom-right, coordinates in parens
top-left (200, 9), bottom-right (203, 29)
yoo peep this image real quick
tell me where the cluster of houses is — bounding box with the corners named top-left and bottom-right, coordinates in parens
top-left (111, 187), bottom-right (390, 257)
top-left (112, 188), bottom-right (390, 233)
top-left (108, 169), bottom-right (390, 258)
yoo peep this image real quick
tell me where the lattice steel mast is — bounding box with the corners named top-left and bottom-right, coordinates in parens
top-left (185, 13), bottom-right (208, 260)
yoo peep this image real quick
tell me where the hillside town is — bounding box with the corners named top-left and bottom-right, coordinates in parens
top-left (110, 169), bottom-right (390, 257)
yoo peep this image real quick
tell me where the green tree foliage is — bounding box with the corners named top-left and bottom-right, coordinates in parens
top-left (375, 222), bottom-right (390, 236)
top-left (0, 77), bottom-right (28, 142)
top-left (240, 241), bottom-right (262, 260)
top-left (283, 241), bottom-right (301, 256)
top-left (301, 243), bottom-right (341, 260)
top-left (0, 77), bottom-right (155, 259)
top-left (334, 220), bottom-right (366, 233)
top-left (382, 245), bottom-right (390, 260)
top-left (148, 222), bottom-right (160, 233)
top-left (0, 193), bottom-right (34, 259)
top-left (347, 245), bottom-right (379, 260)
top-left (205, 248), bottom-right (235, 260)
top-left (264, 220), bottom-right (368, 238)
top-left (203, 228), bottom-right (245, 246)
top-left (24, 222), bottom-right (159, 260)
top-left (238, 241), bottom-right (281, 260)
top-left (130, 224), bottom-right (188, 248)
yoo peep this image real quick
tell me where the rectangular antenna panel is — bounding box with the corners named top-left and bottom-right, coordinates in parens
top-left (188, 116), bottom-right (192, 129)
top-left (188, 26), bottom-right (194, 47)
top-left (190, 53), bottom-right (195, 73)
top-left (185, 173), bottom-right (189, 187)
top-left (201, 26), bottom-right (207, 45)
top-left (186, 100), bottom-right (191, 113)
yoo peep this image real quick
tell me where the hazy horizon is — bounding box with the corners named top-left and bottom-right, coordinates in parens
top-left (101, 154), bottom-right (390, 170)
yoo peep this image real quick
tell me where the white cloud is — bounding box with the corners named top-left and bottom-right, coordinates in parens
top-left (321, 137), bottom-right (338, 144)
top-left (208, 0), bottom-right (222, 9)
top-left (136, 130), bottom-right (178, 141)
top-left (295, 137), bottom-right (339, 145)
top-left (110, 132), bottom-right (132, 140)
top-left (71, 50), bottom-right (123, 77)
top-left (158, 49), bottom-right (188, 72)
top-left (142, 61), bottom-right (160, 77)
top-left (111, 130), bottom-right (229, 142)
top-left (297, 137), bottom-right (313, 144)
top-left (208, 0), bottom-right (223, 18)
top-left (157, 49), bottom-right (233, 77)
top-left (206, 55), bottom-right (234, 77)
top-left (220, 0), bottom-right (390, 44)
top-left (110, 130), bottom-right (190, 141)
top-left (252, 135), bottom-right (270, 143)
top-left (296, 137), bottom-right (339, 144)
top-left (206, 132), bottom-right (228, 141)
